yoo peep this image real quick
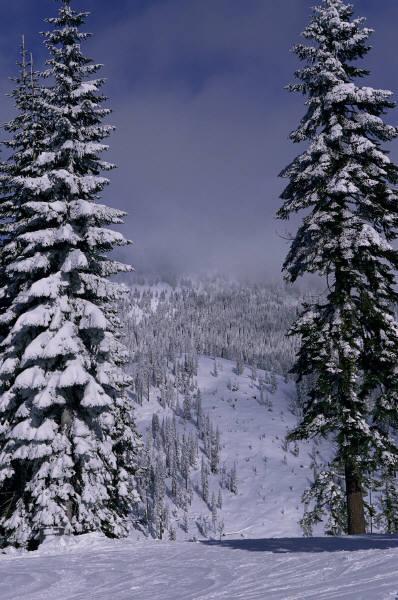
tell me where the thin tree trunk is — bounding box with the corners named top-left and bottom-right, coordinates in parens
top-left (345, 462), bottom-right (366, 535)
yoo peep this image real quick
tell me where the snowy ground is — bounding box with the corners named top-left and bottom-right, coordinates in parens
top-left (2, 357), bottom-right (393, 599)
top-left (2, 533), bottom-right (398, 600)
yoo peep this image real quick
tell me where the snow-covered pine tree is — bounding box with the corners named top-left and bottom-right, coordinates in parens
top-left (279, 0), bottom-right (398, 534)
top-left (229, 462), bottom-right (238, 495)
top-left (180, 435), bottom-right (190, 489)
top-left (211, 491), bottom-right (217, 530)
top-left (377, 471), bottom-right (398, 534)
top-left (210, 425), bottom-right (220, 474)
top-left (0, 39), bottom-right (44, 340)
top-left (0, 0), bottom-right (141, 548)
top-left (0, 38), bottom-right (50, 542)
top-left (182, 394), bottom-right (191, 420)
top-left (300, 469), bottom-right (347, 536)
top-left (201, 456), bottom-right (209, 504)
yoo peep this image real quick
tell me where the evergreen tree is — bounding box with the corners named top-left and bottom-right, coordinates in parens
top-left (269, 373), bottom-right (277, 395)
top-left (180, 435), bottom-right (190, 489)
top-left (300, 469), bottom-right (347, 536)
top-left (211, 491), bottom-right (217, 531)
top-left (377, 472), bottom-right (398, 534)
top-left (0, 39), bottom-right (44, 339)
top-left (151, 413), bottom-right (160, 441)
top-left (201, 457), bottom-right (209, 504)
top-left (234, 354), bottom-right (244, 376)
top-left (150, 459), bottom-right (166, 539)
top-left (229, 462), bottom-right (238, 495)
top-left (0, 0), bottom-right (141, 547)
top-left (279, 0), bottom-right (398, 534)
top-left (195, 390), bottom-right (203, 428)
top-left (210, 426), bottom-right (220, 474)
top-left (182, 510), bottom-right (189, 534)
top-left (0, 38), bottom-right (49, 545)
top-left (217, 518), bottom-right (225, 540)
top-left (188, 431), bottom-right (197, 468)
top-left (170, 449), bottom-right (178, 499)
top-left (212, 358), bottom-right (218, 377)
top-left (182, 394), bottom-right (191, 420)
top-left (168, 524), bottom-right (176, 541)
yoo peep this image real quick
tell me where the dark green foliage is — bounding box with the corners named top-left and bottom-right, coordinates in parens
top-left (279, 0), bottom-right (398, 532)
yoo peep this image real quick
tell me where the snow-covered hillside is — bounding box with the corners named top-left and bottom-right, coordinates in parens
top-left (3, 281), bottom-right (395, 600)
top-left (2, 330), bottom-right (398, 600)
top-left (135, 356), bottom-right (323, 539)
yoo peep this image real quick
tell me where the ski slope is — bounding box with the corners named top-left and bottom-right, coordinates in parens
top-left (135, 356), bottom-right (330, 539)
top-left (2, 356), bottom-right (394, 600)
top-left (2, 533), bottom-right (398, 600)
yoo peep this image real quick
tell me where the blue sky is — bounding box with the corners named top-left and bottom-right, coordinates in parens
top-left (1, 0), bottom-right (398, 280)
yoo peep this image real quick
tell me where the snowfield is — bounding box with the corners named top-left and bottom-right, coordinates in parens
top-left (2, 533), bottom-right (398, 600)
top-left (2, 356), bottom-right (398, 599)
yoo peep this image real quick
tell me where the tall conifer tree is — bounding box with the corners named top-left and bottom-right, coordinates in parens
top-left (0, 0), bottom-right (140, 547)
top-left (279, 0), bottom-right (398, 534)
top-left (0, 38), bottom-right (44, 338)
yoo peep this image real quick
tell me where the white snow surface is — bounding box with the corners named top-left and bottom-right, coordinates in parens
top-left (2, 533), bottom-right (398, 599)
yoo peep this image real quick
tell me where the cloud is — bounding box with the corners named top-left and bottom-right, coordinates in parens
top-left (89, 0), bottom-right (307, 279)
top-left (87, 0), bottom-right (398, 279)
top-left (1, 0), bottom-right (398, 281)
top-left (107, 72), bottom-right (301, 278)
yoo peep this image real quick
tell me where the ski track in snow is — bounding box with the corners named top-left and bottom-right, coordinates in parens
top-left (2, 536), bottom-right (398, 600)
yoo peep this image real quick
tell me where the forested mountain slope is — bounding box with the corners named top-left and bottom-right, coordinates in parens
top-left (134, 354), bottom-right (326, 540)
top-left (120, 280), bottom-right (333, 539)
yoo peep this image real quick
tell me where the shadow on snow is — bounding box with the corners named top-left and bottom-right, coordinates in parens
top-left (201, 535), bottom-right (398, 554)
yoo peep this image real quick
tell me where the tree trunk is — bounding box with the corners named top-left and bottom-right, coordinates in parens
top-left (345, 462), bottom-right (366, 535)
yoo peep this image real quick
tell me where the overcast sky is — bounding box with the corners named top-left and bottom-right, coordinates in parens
top-left (1, 0), bottom-right (398, 280)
